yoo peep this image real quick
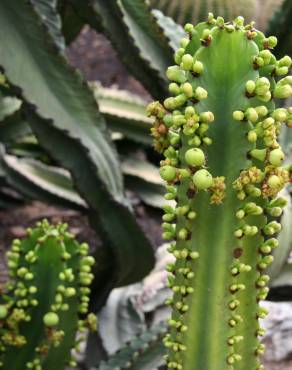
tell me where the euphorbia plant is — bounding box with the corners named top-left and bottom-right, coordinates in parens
top-left (148, 13), bottom-right (292, 370)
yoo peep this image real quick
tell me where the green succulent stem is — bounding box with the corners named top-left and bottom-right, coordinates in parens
top-left (148, 14), bottom-right (292, 370)
top-left (0, 220), bottom-right (97, 370)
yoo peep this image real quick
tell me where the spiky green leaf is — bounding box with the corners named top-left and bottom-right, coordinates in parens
top-left (91, 0), bottom-right (173, 99)
top-left (91, 84), bottom-right (152, 145)
top-left (0, 0), bottom-right (154, 286)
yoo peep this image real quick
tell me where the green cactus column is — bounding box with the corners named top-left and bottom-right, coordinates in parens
top-left (0, 220), bottom-right (97, 370)
top-left (148, 14), bottom-right (292, 370)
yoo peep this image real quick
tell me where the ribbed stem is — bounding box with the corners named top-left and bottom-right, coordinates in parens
top-left (148, 14), bottom-right (292, 370)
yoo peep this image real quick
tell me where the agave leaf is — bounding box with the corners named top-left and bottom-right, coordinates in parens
top-left (91, 0), bottom-right (173, 99)
top-left (122, 157), bottom-right (167, 208)
top-left (267, 190), bottom-right (292, 282)
top-left (91, 83), bottom-right (152, 145)
top-left (32, 0), bottom-right (65, 49)
top-left (271, 262), bottom-right (292, 288)
top-left (97, 323), bottom-right (167, 370)
top-left (0, 92), bottom-right (21, 121)
top-left (266, 0), bottom-right (292, 57)
top-left (0, 112), bottom-right (31, 143)
top-left (57, 0), bottom-right (103, 45)
top-left (0, 150), bottom-right (87, 211)
top-left (0, 0), bottom-right (154, 286)
top-left (152, 9), bottom-right (185, 51)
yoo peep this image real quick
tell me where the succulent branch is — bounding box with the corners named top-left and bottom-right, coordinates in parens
top-left (148, 13), bottom-right (292, 370)
top-left (0, 220), bottom-right (97, 370)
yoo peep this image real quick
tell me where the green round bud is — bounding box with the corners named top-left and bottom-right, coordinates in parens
top-left (247, 131), bottom-right (257, 142)
top-left (202, 29), bottom-right (211, 39)
top-left (255, 106), bottom-right (268, 117)
top-left (257, 77), bottom-right (270, 86)
top-left (245, 107), bottom-right (258, 123)
top-left (258, 91), bottom-right (272, 102)
top-left (195, 86), bottom-right (208, 100)
top-left (180, 38), bottom-right (189, 48)
top-left (269, 149), bottom-right (285, 166)
top-left (168, 82), bottom-right (180, 95)
top-left (163, 114), bottom-right (173, 127)
top-left (233, 110), bottom-right (244, 121)
top-left (279, 55), bottom-right (292, 67)
top-left (193, 169), bottom-right (213, 190)
top-left (181, 54), bottom-right (193, 71)
top-left (268, 36), bottom-right (278, 48)
top-left (0, 305), bottom-right (8, 319)
top-left (174, 94), bottom-right (187, 107)
top-left (255, 57), bottom-right (264, 67)
top-left (246, 80), bottom-right (256, 94)
top-left (216, 16), bottom-right (224, 27)
top-left (226, 25), bottom-right (235, 33)
top-left (192, 60), bottom-right (204, 74)
top-left (207, 12), bottom-right (214, 22)
top-left (282, 76), bottom-right (292, 85)
top-left (174, 48), bottom-right (185, 64)
top-left (65, 287), bottom-right (76, 297)
top-left (185, 148), bottom-right (206, 166)
top-left (272, 108), bottom-right (287, 122)
top-left (160, 166), bottom-right (176, 182)
top-left (274, 84), bottom-right (292, 99)
top-left (163, 97), bottom-right (175, 110)
top-left (43, 312), bottom-right (59, 327)
top-left (235, 16), bottom-right (244, 27)
top-left (203, 137), bottom-right (212, 145)
top-left (200, 111), bottom-right (214, 123)
top-left (268, 175), bottom-right (281, 189)
top-left (259, 50), bottom-right (272, 63)
top-left (263, 117), bottom-right (275, 128)
top-left (166, 66), bottom-right (186, 84)
top-left (269, 207), bottom-right (283, 217)
top-left (185, 106), bottom-right (195, 117)
top-left (182, 82), bottom-right (193, 98)
top-left (184, 23), bottom-right (193, 33)
top-left (276, 66), bottom-right (289, 76)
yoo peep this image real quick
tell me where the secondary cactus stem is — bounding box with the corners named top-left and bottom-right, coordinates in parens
top-left (148, 13), bottom-right (291, 370)
top-left (0, 220), bottom-right (97, 370)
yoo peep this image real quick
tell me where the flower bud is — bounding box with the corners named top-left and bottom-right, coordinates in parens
top-left (193, 169), bottom-right (213, 189)
top-left (166, 66), bottom-right (187, 84)
top-left (185, 148), bottom-right (206, 166)
top-left (269, 148), bottom-right (285, 166)
top-left (195, 86), bottom-right (208, 100)
top-left (181, 54), bottom-right (193, 71)
top-left (233, 110), bottom-right (244, 121)
top-left (160, 165), bottom-right (177, 182)
top-left (192, 60), bottom-right (204, 74)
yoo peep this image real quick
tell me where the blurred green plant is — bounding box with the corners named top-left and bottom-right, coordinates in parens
top-left (150, 0), bottom-right (284, 31)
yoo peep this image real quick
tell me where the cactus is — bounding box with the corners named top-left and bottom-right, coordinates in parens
top-left (147, 14), bottom-right (292, 370)
top-left (0, 220), bottom-right (97, 370)
top-left (150, 0), bottom-right (284, 30)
